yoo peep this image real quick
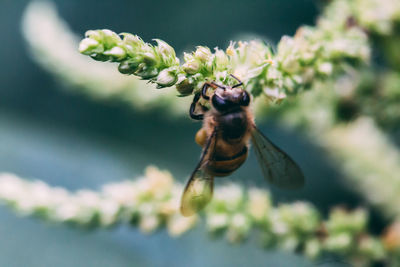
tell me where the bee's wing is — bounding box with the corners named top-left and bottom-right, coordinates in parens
top-left (251, 126), bottom-right (305, 189)
top-left (180, 129), bottom-right (217, 217)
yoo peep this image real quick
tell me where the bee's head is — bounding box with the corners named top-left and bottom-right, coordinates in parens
top-left (211, 86), bottom-right (250, 112)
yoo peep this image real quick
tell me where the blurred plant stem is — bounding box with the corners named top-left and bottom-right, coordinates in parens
top-left (0, 167), bottom-right (389, 266)
top-left (323, 118), bottom-right (400, 218)
top-left (269, 72), bottom-right (400, 219)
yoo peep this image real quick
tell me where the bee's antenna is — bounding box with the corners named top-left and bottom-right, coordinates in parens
top-left (211, 82), bottom-right (226, 90)
top-left (230, 74), bottom-right (243, 88)
top-left (232, 82), bottom-right (243, 88)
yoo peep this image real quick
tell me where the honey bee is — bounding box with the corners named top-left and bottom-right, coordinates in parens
top-left (180, 75), bottom-right (305, 216)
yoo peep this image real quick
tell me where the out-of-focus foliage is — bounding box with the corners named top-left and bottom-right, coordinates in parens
top-left (22, 1), bottom-right (189, 114)
top-left (0, 168), bottom-right (386, 265)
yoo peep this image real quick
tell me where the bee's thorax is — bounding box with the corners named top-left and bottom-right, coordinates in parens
top-left (217, 110), bottom-right (248, 140)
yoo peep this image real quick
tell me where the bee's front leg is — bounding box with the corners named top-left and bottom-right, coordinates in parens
top-left (189, 93), bottom-right (204, 120)
top-left (201, 83), bottom-right (212, 100)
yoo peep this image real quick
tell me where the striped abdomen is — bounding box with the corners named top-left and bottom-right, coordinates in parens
top-left (205, 110), bottom-right (251, 176)
top-left (206, 146), bottom-right (248, 176)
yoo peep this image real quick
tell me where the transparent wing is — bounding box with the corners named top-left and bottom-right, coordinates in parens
top-left (180, 129), bottom-right (217, 217)
top-left (251, 126), bottom-right (305, 189)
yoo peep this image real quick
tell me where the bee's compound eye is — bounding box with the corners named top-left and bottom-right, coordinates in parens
top-left (240, 91), bottom-right (250, 106)
top-left (212, 94), bottom-right (228, 111)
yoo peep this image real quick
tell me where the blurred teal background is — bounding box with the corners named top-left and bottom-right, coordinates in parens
top-left (0, 0), bottom-right (368, 266)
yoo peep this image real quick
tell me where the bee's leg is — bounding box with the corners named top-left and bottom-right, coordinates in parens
top-left (195, 128), bottom-right (207, 147)
top-left (201, 83), bottom-right (211, 100)
top-left (190, 93), bottom-right (204, 120)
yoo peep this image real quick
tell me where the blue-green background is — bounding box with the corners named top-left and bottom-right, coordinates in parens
top-left (0, 0), bottom-right (376, 266)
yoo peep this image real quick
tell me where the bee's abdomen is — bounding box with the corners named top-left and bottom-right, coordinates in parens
top-left (206, 147), bottom-right (248, 177)
top-left (218, 111), bottom-right (248, 141)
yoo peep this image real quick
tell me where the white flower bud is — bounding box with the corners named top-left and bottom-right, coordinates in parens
top-left (167, 213), bottom-right (197, 237)
top-left (318, 62), bottom-right (333, 75)
top-left (247, 188), bottom-right (271, 221)
top-left (98, 200), bottom-right (119, 226)
top-left (207, 213), bottom-right (229, 232)
top-left (226, 41), bottom-right (236, 56)
top-left (156, 67), bottom-right (178, 87)
top-left (78, 38), bottom-right (102, 54)
top-left (215, 49), bottom-right (229, 68)
top-left (213, 184), bottom-right (243, 211)
top-left (121, 33), bottom-right (143, 47)
top-left (226, 213), bottom-right (251, 243)
top-left (324, 233), bottom-right (352, 252)
top-left (154, 39), bottom-right (176, 58)
top-left (139, 214), bottom-right (160, 233)
top-left (85, 30), bottom-right (102, 40)
top-left (103, 46), bottom-right (126, 60)
top-left (264, 87), bottom-right (286, 101)
top-left (182, 60), bottom-right (200, 74)
top-left (101, 29), bottom-right (121, 43)
top-left (194, 46), bottom-right (212, 62)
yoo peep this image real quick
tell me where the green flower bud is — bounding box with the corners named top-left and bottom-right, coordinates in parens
top-left (324, 232), bottom-right (352, 253)
top-left (135, 64), bottom-right (158, 79)
top-left (156, 67), bottom-right (178, 88)
top-left (214, 71), bottom-right (229, 84)
top-left (282, 78), bottom-right (295, 91)
top-left (301, 67), bottom-right (315, 84)
top-left (142, 51), bottom-right (158, 66)
top-left (175, 75), bottom-right (195, 95)
top-left (118, 59), bottom-right (140, 74)
top-left (278, 202), bottom-right (320, 234)
top-left (90, 53), bottom-right (110, 62)
top-left (204, 60), bottom-right (214, 73)
top-left (100, 29), bottom-right (122, 49)
top-left (278, 236), bottom-right (299, 252)
top-left (326, 208), bottom-right (367, 234)
top-left (304, 238), bottom-right (321, 259)
top-left (358, 236), bottom-right (386, 261)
